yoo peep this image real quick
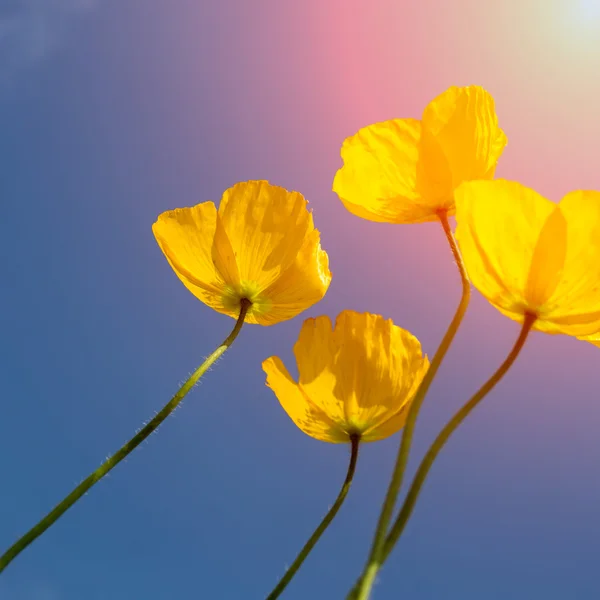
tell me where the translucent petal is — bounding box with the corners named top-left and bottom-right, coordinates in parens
top-left (332, 119), bottom-right (442, 224)
top-left (293, 315), bottom-right (346, 424)
top-left (524, 207), bottom-right (567, 310)
top-left (255, 230), bottom-right (331, 326)
top-left (152, 203), bottom-right (233, 316)
top-left (421, 85), bottom-right (507, 199)
top-left (543, 191), bottom-right (600, 335)
top-left (212, 213), bottom-right (241, 287)
top-left (455, 180), bottom-right (557, 324)
top-left (262, 357), bottom-right (347, 443)
top-left (216, 181), bottom-right (314, 291)
top-left (414, 126), bottom-right (454, 209)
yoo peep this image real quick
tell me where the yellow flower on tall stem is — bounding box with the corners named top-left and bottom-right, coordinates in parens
top-left (369, 183), bottom-right (600, 588)
top-left (333, 85), bottom-right (507, 225)
top-left (335, 85), bottom-right (507, 599)
top-left (153, 180), bottom-right (331, 325)
top-left (262, 310), bottom-right (429, 599)
top-left (0, 180), bottom-right (331, 574)
top-left (264, 311), bottom-right (429, 443)
top-left (454, 181), bottom-right (600, 337)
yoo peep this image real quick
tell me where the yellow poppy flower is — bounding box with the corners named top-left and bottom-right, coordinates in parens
top-left (332, 85), bottom-right (507, 224)
top-left (455, 180), bottom-right (600, 337)
top-left (153, 180), bottom-right (332, 325)
top-left (262, 311), bottom-right (429, 443)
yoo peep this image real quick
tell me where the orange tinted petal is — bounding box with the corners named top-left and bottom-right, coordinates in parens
top-left (420, 86), bottom-right (507, 203)
top-left (212, 213), bottom-right (241, 288)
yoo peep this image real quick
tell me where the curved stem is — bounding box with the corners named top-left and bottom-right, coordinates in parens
top-left (381, 313), bottom-right (536, 563)
top-left (350, 212), bottom-right (470, 600)
top-left (266, 434), bottom-right (361, 600)
top-left (0, 300), bottom-right (251, 574)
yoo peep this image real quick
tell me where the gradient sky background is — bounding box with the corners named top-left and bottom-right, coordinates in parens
top-left (1, 1), bottom-right (600, 599)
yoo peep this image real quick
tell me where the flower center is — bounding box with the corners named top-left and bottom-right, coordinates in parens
top-left (222, 281), bottom-right (272, 317)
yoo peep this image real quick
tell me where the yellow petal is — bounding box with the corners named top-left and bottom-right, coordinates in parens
top-left (255, 229), bottom-right (331, 326)
top-left (542, 191), bottom-right (600, 336)
top-left (414, 126), bottom-right (454, 209)
top-left (420, 85), bottom-right (507, 204)
top-left (333, 119), bottom-right (442, 224)
top-left (333, 86), bottom-right (506, 225)
top-left (212, 213), bottom-right (241, 287)
top-left (152, 203), bottom-right (233, 316)
top-left (292, 315), bottom-right (346, 424)
top-left (293, 311), bottom-right (429, 442)
top-left (524, 207), bottom-right (567, 310)
top-left (578, 333), bottom-right (600, 348)
top-left (455, 180), bottom-right (557, 323)
top-left (334, 311), bottom-right (429, 442)
top-left (216, 181), bottom-right (314, 291)
top-left (262, 356), bottom-right (347, 443)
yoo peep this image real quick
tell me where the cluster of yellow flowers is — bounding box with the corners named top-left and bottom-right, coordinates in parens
top-left (2, 85), bottom-right (599, 599)
top-left (148, 85), bottom-right (600, 598)
top-left (154, 85), bottom-right (600, 448)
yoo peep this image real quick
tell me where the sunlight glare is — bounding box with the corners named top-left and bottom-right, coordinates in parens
top-left (579, 0), bottom-right (600, 18)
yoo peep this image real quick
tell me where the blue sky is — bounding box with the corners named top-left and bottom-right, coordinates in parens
top-left (1, 1), bottom-right (599, 599)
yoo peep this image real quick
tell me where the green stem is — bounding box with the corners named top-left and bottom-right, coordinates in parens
top-left (0, 299), bottom-right (251, 574)
top-left (380, 313), bottom-right (536, 563)
top-left (266, 434), bottom-right (361, 600)
top-left (350, 211), bottom-right (470, 600)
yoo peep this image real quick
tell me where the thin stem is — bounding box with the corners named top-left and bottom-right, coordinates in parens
top-left (381, 313), bottom-right (536, 563)
top-left (350, 211), bottom-right (470, 600)
top-left (266, 434), bottom-right (361, 600)
top-left (0, 300), bottom-right (251, 574)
